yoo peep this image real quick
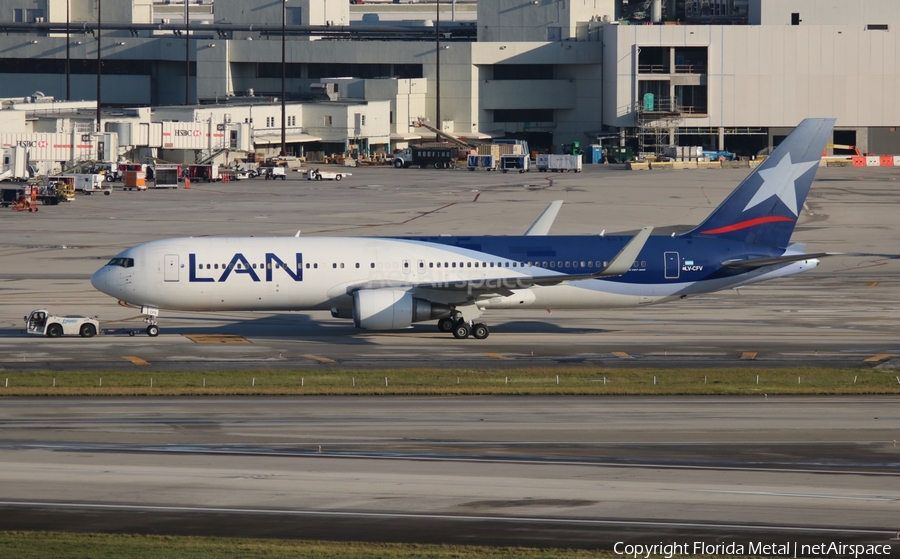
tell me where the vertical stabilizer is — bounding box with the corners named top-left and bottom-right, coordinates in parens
top-left (685, 118), bottom-right (835, 248)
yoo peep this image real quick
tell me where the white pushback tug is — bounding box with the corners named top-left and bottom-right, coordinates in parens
top-left (25, 309), bottom-right (99, 338)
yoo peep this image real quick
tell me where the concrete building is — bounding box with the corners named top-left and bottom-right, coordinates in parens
top-left (605, 0), bottom-right (900, 154)
top-left (0, 0), bottom-right (898, 160)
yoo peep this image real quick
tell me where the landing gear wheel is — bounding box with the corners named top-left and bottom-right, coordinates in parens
top-left (79, 324), bottom-right (97, 338)
top-left (437, 318), bottom-right (455, 333)
top-left (46, 323), bottom-right (63, 338)
top-left (146, 324), bottom-right (160, 337)
top-left (452, 321), bottom-right (471, 339)
top-left (472, 323), bottom-right (490, 340)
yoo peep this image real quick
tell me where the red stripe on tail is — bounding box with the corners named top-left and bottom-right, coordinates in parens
top-left (699, 215), bottom-right (795, 235)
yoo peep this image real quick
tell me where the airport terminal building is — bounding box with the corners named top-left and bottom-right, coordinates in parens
top-left (0, 0), bottom-right (898, 162)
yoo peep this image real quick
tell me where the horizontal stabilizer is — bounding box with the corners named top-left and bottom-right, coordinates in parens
top-left (722, 252), bottom-right (835, 269)
top-left (525, 200), bottom-right (564, 236)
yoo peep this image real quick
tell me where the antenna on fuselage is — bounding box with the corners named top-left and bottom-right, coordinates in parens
top-left (295, 230), bottom-right (301, 237)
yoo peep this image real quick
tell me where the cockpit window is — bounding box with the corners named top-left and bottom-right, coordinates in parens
top-left (107, 257), bottom-right (134, 268)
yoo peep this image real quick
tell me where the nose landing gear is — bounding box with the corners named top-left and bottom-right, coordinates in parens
top-left (141, 306), bottom-right (160, 337)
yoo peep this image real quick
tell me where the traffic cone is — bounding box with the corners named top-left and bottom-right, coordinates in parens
top-left (184, 177), bottom-right (190, 189)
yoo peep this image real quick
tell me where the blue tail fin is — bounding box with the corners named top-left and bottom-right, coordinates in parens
top-left (685, 118), bottom-right (835, 249)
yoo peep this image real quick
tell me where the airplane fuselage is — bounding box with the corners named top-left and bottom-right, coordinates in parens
top-left (92, 235), bottom-right (818, 314)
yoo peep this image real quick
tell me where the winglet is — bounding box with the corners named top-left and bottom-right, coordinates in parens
top-left (525, 200), bottom-right (564, 236)
top-left (595, 226), bottom-right (654, 277)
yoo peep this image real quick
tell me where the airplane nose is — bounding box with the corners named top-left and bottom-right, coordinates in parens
top-left (90, 267), bottom-right (107, 292)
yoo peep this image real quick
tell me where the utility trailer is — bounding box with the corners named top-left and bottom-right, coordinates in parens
top-left (304, 168), bottom-right (352, 181)
top-left (466, 154), bottom-right (497, 171)
top-left (500, 154), bottom-right (530, 173)
top-left (188, 164), bottom-right (220, 183)
top-left (24, 309), bottom-right (99, 338)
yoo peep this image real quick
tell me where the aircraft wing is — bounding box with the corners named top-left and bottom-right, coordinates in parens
top-left (333, 227), bottom-right (654, 299)
top-left (722, 252), bottom-right (834, 269)
top-left (524, 200), bottom-right (564, 236)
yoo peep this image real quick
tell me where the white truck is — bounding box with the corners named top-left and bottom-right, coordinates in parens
top-left (49, 174), bottom-right (113, 195)
top-left (304, 168), bottom-right (351, 181)
top-left (25, 309), bottom-right (100, 338)
top-left (536, 154), bottom-right (583, 173)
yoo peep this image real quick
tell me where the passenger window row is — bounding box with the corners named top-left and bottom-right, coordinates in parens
top-left (195, 260), bottom-right (617, 272)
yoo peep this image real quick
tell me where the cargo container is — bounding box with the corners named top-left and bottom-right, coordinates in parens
top-left (536, 154), bottom-right (582, 172)
top-left (152, 164), bottom-right (181, 188)
top-left (123, 171), bottom-right (147, 191)
top-left (466, 154), bottom-right (497, 171)
top-left (500, 154), bottom-right (530, 173)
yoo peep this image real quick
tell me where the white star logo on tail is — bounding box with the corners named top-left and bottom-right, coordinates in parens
top-left (743, 153), bottom-right (818, 216)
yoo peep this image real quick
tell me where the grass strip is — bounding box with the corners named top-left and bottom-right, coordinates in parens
top-left (0, 367), bottom-right (898, 396)
top-left (0, 531), bottom-right (774, 559)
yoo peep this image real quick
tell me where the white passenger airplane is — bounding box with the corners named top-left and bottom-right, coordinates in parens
top-left (92, 118), bottom-right (835, 339)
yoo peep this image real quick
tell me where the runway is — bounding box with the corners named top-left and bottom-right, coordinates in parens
top-left (0, 396), bottom-right (898, 549)
top-left (1, 165), bottom-right (900, 371)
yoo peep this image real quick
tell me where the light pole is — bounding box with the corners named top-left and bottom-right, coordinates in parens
top-left (96, 0), bottom-right (101, 133)
top-left (65, 0), bottom-right (70, 100)
top-left (185, 0), bottom-right (190, 104)
top-left (280, 0), bottom-right (286, 156)
top-left (435, 0), bottom-right (441, 130)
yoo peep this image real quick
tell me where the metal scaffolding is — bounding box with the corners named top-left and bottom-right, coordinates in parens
top-left (634, 97), bottom-right (682, 157)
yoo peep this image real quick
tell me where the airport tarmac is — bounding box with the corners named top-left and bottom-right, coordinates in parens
top-left (1, 164), bottom-right (899, 370)
top-left (2, 165), bottom-right (900, 552)
top-left (0, 396), bottom-right (897, 549)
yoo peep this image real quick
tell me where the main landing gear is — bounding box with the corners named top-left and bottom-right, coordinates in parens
top-left (437, 317), bottom-right (490, 340)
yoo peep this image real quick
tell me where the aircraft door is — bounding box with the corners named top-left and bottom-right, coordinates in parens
top-left (664, 252), bottom-right (680, 279)
top-left (402, 259), bottom-right (411, 275)
top-left (164, 254), bottom-right (180, 282)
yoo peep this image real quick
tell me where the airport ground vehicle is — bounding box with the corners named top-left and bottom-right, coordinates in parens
top-left (94, 162), bottom-right (122, 182)
top-left (47, 174), bottom-right (112, 195)
top-left (11, 182), bottom-right (70, 206)
top-left (304, 168), bottom-right (351, 181)
top-left (263, 166), bottom-right (287, 180)
top-left (24, 309), bottom-right (100, 338)
top-left (392, 145), bottom-right (460, 169)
